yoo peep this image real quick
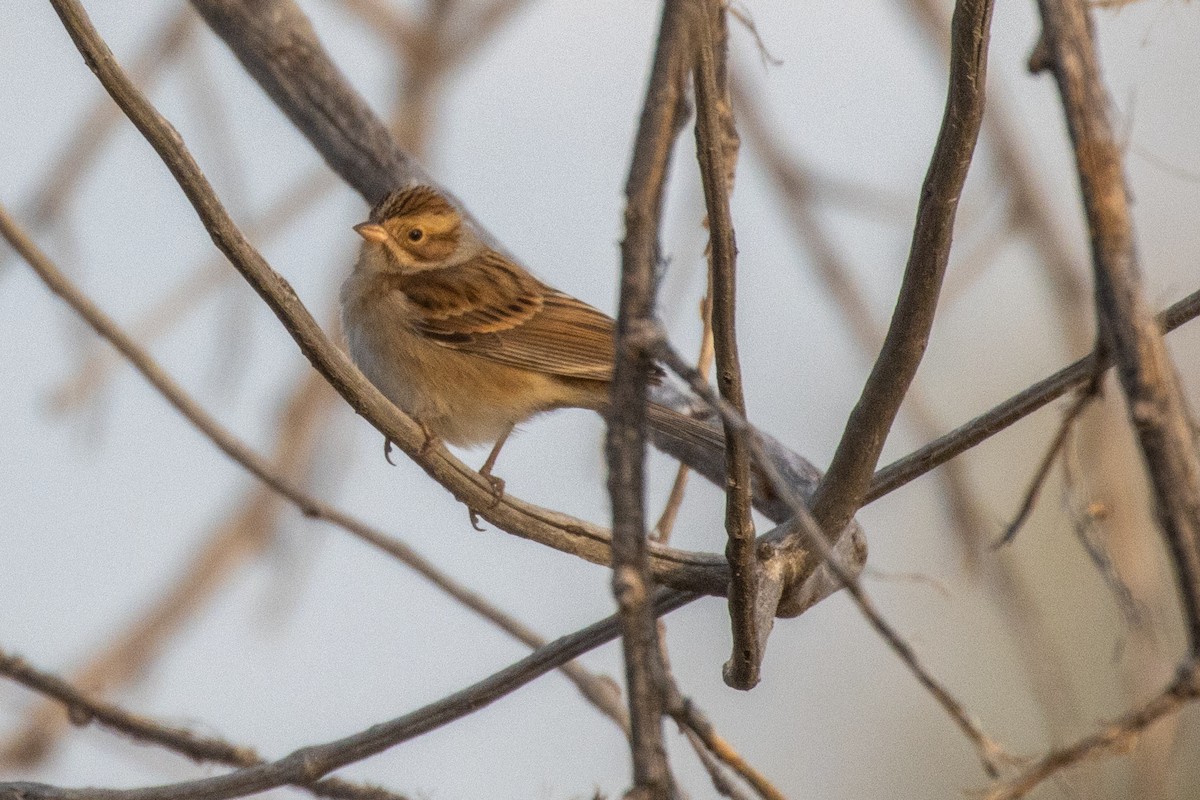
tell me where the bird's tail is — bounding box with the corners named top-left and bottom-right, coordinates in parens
top-left (646, 401), bottom-right (725, 454)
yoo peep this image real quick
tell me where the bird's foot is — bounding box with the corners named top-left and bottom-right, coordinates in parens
top-left (482, 472), bottom-right (505, 506)
top-left (417, 422), bottom-right (441, 457)
top-left (467, 471), bottom-right (506, 532)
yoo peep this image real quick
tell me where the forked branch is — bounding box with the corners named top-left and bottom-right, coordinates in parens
top-left (810, 0), bottom-right (996, 536)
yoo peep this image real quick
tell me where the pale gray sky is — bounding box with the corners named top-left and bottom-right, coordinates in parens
top-left (3, 1), bottom-right (1200, 798)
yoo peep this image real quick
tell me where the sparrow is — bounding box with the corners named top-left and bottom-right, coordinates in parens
top-left (341, 185), bottom-right (720, 503)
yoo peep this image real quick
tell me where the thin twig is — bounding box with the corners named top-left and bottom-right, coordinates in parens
top-left (680, 728), bottom-right (756, 800)
top-left (0, 591), bottom-right (697, 800)
top-left (1035, 0), bottom-right (1200, 653)
top-left (0, 649), bottom-right (408, 800)
top-left (1061, 451), bottom-right (1144, 627)
top-left (868, 286), bottom-right (1200, 503)
top-left (982, 664), bottom-right (1200, 800)
top-left (665, 687), bottom-right (787, 800)
top-left (810, 0), bottom-right (996, 536)
top-left (994, 385), bottom-right (1097, 548)
top-left (691, 0), bottom-right (758, 691)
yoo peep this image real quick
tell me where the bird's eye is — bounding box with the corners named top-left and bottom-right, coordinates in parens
top-left (407, 228), bottom-right (424, 243)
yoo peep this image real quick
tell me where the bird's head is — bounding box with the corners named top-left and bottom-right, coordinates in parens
top-left (353, 186), bottom-right (481, 273)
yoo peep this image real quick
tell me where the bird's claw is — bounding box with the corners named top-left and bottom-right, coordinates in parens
top-left (467, 472), bottom-right (505, 531)
top-left (482, 473), bottom-right (506, 507)
top-left (383, 438), bottom-right (397, 466)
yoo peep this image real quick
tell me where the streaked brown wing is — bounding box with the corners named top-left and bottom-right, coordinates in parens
top-left (398, 254), bottom-right (615, 381)
top-left (397, 252), bottom-right (544, 337)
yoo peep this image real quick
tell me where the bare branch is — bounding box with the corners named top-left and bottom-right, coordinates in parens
top-left (983, 665), bottom-right (1200, 800)
top-left (0, 591), bottom-right (696, 800)
top-left (690, 0), bottom-right (758, 691)
top-left (649, 336), bottom-right (1005, 777)
top-left (651, 295), bottom-right (714, 543)
top-left (188, 0), bottom-right (419, 205)
top-left (868, 286), bottom-right (1200, 503)
top-left (905, 0), bottom-right (1092, 354)
top-left (665, 686), bottom-right (786, 800)
top-left (0, 649), bottom-right (408, 800)
top-left (609, 0), bottom-right (699, 793)
top-left (995, 385), bottom-right (1097, 548)
top-left (1034, 0), bottom-right (1200, 652)
top-left (810, 0), bottom-right (996, 535)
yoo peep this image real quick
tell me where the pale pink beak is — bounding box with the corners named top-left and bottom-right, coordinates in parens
top-left (353, 222), bottom-right (389, 243)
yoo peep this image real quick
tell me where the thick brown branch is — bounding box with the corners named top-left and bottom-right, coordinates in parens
top-left (691, 0), bottom-right (758, 691)
top-left (608, 1), bottom-right (697, 795)
top-left (810, 0), bottom-right (995, 535)
top-left (1035, 0), bottom-right (1200, 653)
top-left (188, 0), bottom-right (418, 205)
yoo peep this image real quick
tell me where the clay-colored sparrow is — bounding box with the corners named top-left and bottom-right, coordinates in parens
top-left (341, 185), bottom-right (717, 492)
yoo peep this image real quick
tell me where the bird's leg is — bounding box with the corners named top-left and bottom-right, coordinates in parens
top-left (478, 425), bottom-right (511, 503)
top-left (383, 438), bottom-right (397, 466)
top-left (467, 426), bottom-right (511, 532)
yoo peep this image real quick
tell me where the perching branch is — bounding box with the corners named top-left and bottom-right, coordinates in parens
top-left (0, 202), bottom-right (628, 739)
top-left (43, 0), bottom-right (738, 604)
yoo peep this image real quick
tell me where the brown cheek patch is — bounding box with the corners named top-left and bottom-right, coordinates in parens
top-left (423, 235), bottom-right (458, 261)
